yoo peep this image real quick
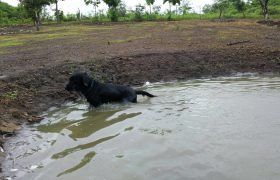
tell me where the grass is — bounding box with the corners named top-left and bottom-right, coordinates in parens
top-left (2, 11), bottom-right (279, 28)
top-left (0, 39), bottom-right (23, 47)
top-left (0, 18), bottom-right (277, 54)
top-left (4, 91), bottom-right (18, 100)
top-left (0, 24), bottom-right (118, 52)
top-left (110, 35), bottom-right (151, 44)
top-left (1, 90), bottom-right (19, 102)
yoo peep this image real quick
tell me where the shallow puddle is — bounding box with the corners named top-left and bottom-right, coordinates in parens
top-left (3, 76), bottom-right (280, 180)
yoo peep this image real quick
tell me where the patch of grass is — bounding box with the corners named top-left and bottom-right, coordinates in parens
top-left (126, 22), bottom-right (155, 29)
top-left (217, 28), bottom-right (257, 41)
top-left (2, 90), bottom-right (19, 100)
top-left (0, 25), bottom-right (117, 49)
top-left (0, 39), bottom-right (23, 47)
top-left (40, 25), bottom-right (116, 34)
top-left (111, 35), bottom-right (150, 44)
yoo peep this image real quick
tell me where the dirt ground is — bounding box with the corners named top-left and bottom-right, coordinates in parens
top-left (0, 19), bottom-right (280, 177)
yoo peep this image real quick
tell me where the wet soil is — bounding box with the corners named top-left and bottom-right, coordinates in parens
top-left (0, 19), bottom-right (280, 178)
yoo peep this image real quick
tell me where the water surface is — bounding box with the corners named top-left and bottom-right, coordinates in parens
top-left (3, 76), bottom-right (280, 180)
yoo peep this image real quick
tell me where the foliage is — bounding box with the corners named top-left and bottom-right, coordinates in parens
top-left (103, 0), bottom-right (120, 8)
top-left (20, 0), bottom-right (51, 30)
top-left (203, 0), bottom-right (280, 19)
top-left (107, 8), bottom-right (117, 21)
top-left (203, 4), bottom-right (215, 14)
top-left (153, 6), bottom-right (161, 14)
top-left (133, 4), bottom-right (146, 21)
top-left (212, 0), bottom-right (230, 19)
top-left (0, 1), bottom-right (29, 26)
top-left (258, 0), bottom-right (269, 19)
top-left (84, 0), bottom-right (101, 6)
top-left (64, 13), bottom-right (78, 21)
top-left (163, 0), bottom-right (181, 20)
top-left (50, 0), bottom-right (65, 23)
top-left (103, 0), bottom-right (121, 21)
top-left (233, 0), bottom-right (247, 17)
top-left (0, 2), bottom-right (20, 19)
top-left (146, 0), bottom-right (155, 6)
top-left (118, 1), bottom-right (126, 17)
top-left (84, 0), bottom-right (100, 17)
top-left (179, 0), bottom-right (192, 15)
top-left (3, 91), bottom-right (19, 100)
top-left (1, 0), bottom-right (280, 27)
top-left (146, 0), bottom-right (155, 14)
top-left (251, 0), bottom-right (280, 18)
top-left (163, 0), bottom-right (181, 6)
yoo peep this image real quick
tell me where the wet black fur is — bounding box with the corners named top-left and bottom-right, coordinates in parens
top-left (65, 73), bottom-right (156, 107)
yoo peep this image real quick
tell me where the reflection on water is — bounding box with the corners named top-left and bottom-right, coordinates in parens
top-left (38, 109), bottom-right (141, 140)
top-left (57, 151), bottom-right (96, 177)
top-left (3, 76), bottom-right (280, 180)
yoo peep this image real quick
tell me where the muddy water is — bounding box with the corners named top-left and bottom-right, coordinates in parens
top-left (3, 76), bottom-right (280, 180)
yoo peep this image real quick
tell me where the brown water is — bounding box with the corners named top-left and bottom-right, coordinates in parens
top-left (3, 76), bottom-right (280, 180)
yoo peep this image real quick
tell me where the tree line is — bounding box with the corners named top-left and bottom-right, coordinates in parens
top-left (0, 0), bottom-right (279, 30)
top-left (204, 0), bottom-right (279, 19)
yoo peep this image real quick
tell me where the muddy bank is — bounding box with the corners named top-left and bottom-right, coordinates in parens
top-left (1, 49), bottom-right (280, 134)
top-left (257, 20), bottom-right (280, 27)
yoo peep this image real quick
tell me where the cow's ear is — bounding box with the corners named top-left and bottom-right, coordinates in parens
top-left (82, 75), bottom-right (91, 87)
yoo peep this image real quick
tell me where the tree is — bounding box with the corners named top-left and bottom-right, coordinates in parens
top-left (76, 8), bottom-right (81, 20)
top-left (48, 0), bottom-right (64, 23)
top-left (212, 0), bottom-right (229, 19)
top-left (146, 0), bottom-right (155, 15)
top-left (41, 6), bottom-right (50, 21)
top-left (0, 2), bottom-right (16, 18)
top-left (118, 1), bottom-right (126, 17)
top-left (103, 0), bottom-right (120, 21)
top-left (232, 0), bottom-right (247, 17)
top-left (163, 0), bottom-right (181, 20)
top-left (259, 0), bottom-right (269, 19)
top-left (84, 0), bottom-right (100, 17)
top-left (203, 4), bottom-right (215, 14)
top-left (153, 5), bottom-right (161, 14)
top-left (179, 0), bottom-right (191, 15)
top-left (134, 4), bottom-right (145, 21)
top-left (19, 0), bottom-right (51, 31)
top-left (247, 0), bottom-right (280, 19)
